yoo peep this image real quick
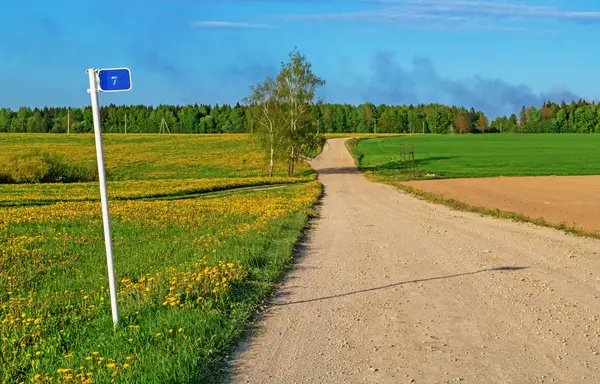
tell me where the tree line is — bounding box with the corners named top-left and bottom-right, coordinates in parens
top-left (1, 95), bottom-right (598, 136)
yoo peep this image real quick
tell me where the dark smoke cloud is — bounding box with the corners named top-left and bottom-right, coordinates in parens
top-left (346, 52), bottom-right (581, 118)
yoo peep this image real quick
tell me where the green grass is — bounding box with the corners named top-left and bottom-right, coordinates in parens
top-left (0, 134), bottom-right (323, 383)
top-left (0, 134), bottom-right (314, 180)
top-left (1, 183), bottom-right (322, 383)
top-left (353, 134), bottom-right (600, 180)
top-left (0, 176), bottom-right (313, 207)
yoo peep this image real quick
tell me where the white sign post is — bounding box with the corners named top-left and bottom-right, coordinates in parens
top-left (86, 67), bottom-right (132, 327)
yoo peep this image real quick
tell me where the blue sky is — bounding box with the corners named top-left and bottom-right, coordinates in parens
top-left (1, 0), bottom-right (599, 117)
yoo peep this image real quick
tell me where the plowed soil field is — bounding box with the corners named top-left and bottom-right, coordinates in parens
top-left (403, 175), bottom-right (600, 233)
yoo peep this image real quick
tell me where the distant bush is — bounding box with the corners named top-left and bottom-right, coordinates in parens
top-left (0, 151), bottom-right (98, 184)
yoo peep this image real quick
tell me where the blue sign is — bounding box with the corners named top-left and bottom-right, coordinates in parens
top-left (98, 68), bottom-right (132, 92)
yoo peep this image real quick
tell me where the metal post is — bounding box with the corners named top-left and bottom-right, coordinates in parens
top-left (87, 68), bottom-right (119, 327)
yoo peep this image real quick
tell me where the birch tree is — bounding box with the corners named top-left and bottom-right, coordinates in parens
top-left (243, 77), bottom-right (286, 177)
top-left (277, 49), bottom-right (325, 176)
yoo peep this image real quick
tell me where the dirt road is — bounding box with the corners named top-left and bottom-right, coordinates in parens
top-left (232, 139), bottom-right (600, 384)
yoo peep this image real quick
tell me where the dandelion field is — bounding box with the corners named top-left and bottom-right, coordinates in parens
top-left (0, 134), bottom-right (322, 383)
top-left (0, 134), bottom-right (314, 181)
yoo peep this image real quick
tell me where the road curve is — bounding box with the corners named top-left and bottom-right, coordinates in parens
top-left (232, 138), bottom-right (600, 384)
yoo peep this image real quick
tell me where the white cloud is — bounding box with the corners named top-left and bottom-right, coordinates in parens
top-left (278, 0), bottom-right (600, 31)
top-left (189, 21), bottom-right (276, 30)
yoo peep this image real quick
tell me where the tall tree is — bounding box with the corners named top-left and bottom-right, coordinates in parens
top-left (276, 48), bottom-right (326, 176)
top-left (244, 77), bottom-right (286, 177)
top-left (0, 108), bottom-right (12, 132)
top-left (476, 115), bottom-right (489, 133)
top-left (454, 111), bottom-right (471, 134)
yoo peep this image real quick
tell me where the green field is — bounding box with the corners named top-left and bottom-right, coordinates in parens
top-left (353, 134), bottom-right (600, 179)
top-left (0, 134), bottom-right (321, 383)
top-left (0, 134), bottom-right (313, 180)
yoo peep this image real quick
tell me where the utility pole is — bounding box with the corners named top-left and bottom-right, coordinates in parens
top-left (67, 107), bottom-right (70, 134)
top-left (159, 117), bottom-right (171, 134)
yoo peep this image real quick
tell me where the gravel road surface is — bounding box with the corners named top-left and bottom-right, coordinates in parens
top-left (232, 138), bottom-right (600, 384)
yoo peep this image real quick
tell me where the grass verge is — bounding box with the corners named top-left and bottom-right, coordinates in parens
top-left (0, 182), bottom-right (323, 383)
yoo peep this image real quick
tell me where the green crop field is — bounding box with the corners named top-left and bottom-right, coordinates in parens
top-left (353, 134), bottom-right (600, 179)
top-left (0, 134), bottom-right (321, 383)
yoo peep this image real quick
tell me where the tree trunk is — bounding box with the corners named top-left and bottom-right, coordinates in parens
top-left (269, 147), bottom-right (274, 177)
top-left (289, 146), bottom-right (295, 176)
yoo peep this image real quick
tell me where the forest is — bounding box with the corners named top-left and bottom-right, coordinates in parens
top-left (1, 99), bottom-right (599, 135)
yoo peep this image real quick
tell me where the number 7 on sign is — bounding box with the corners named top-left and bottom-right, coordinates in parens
top-left (97, 68), bottom-right (132, 92)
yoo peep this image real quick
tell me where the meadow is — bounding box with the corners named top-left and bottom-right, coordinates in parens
top-left (0, 134), bottom-right (321, 383)
top-left (352, 134), bottom-right (600, 179)
top-left (0, 134), bottom-right (313, 181)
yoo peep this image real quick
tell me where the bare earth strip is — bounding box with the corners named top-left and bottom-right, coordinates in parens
top-left (403, 176), bottom-right (600, 234)
top-left (232, 138), bottom-right (600, 384)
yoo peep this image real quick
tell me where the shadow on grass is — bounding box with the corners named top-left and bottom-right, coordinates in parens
top-left (273, 266), bottom-right (529, 307)
top-left (0, 183), bottom-right (301, 208)
top-left (359, 155), bottom-right (460, 173)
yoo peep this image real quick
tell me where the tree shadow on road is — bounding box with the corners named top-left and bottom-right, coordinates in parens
top-left (273, 266), bottom-right (529, 307)
top-left (313, 156), bottom-right (460, 176)
top-left (315, 167), bottom-right (362, 175)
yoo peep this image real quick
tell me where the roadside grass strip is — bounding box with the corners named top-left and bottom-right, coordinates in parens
top-left (0, 182), bottom-right (322, 383)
